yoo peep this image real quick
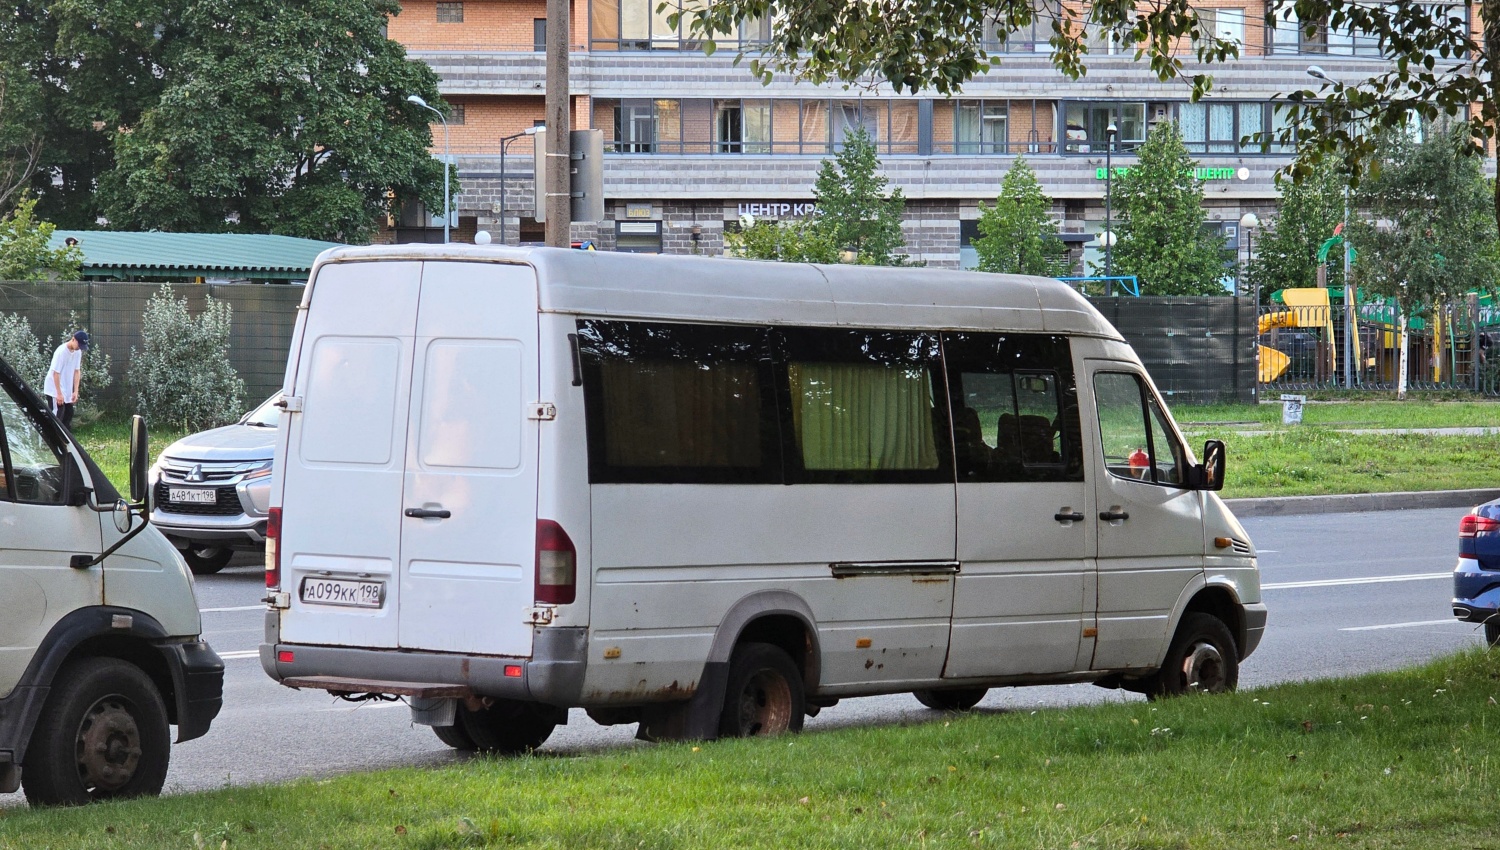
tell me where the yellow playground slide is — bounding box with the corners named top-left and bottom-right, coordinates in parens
top-left (1257, 288), bottom-right (1340, 383)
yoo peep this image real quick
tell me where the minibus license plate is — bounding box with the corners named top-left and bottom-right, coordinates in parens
top-left (299, 578), bottom-right (384, 609)
top-left (168, 487), bottom-right (216, 504)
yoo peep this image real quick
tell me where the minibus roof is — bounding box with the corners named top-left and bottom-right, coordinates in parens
top-left (312, 245), bottom-right (1123, 339)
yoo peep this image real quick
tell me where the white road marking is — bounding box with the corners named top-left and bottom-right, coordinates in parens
top-left (1263, 572), bottom-right (1448, 590)
top-left (201, 605), bottom-right (264, 613)
top-left (219, 650), bottom-right (260, 660)
top-left (1339, 619), bottom-right (1462, 632)
top-left (1256, 550), bottom-right (1279, 554)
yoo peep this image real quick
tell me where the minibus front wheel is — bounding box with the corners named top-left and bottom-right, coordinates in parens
top-left (1148, 613), bottom-right (1239, 699)
top-left (719, 642), bottom-right (805, 738)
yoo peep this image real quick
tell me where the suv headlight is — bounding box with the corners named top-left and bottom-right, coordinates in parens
top-left (241, 461), bottom-right (273, 481)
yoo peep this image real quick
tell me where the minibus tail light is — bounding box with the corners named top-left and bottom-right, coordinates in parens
top-left (1460, 514), bottom-right (1499, 538)
top-left (536, 519), bottom-right (576, 605)
top-left (266, 507), bottom-right (282, 589)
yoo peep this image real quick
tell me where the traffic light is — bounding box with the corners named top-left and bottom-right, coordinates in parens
top-left (533, 129), bottom-right (604, 224)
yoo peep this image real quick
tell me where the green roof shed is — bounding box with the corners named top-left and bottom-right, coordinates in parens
top-left (47, 231), bottom-right (343, 283)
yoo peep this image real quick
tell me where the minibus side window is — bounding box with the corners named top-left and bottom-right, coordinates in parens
top-left (941, 332), bottom-right (1082, 483)
top-left (577, 320), bottom-right (781, 484)
top-left (775, 329), bottom-right (950, 485)
top-left (1092, 371), bottom-right (1185, 486)
top-left (0, 384), bottom-right (66, 504)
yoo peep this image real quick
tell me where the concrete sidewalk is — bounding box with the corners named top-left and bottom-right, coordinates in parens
top-left (1226, 488), bottom-right (1500, 518)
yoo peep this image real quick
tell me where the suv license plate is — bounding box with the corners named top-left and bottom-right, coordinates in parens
top-left (299, 578), bottom-right (384, 609)
top-left (168, 487), bottom-right (217, 504)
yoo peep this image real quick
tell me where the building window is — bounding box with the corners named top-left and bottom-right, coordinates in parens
top-left (959, 220), bottom-right (981, 270)
top-left (449, 104), bottom-right (465, 125)
top-left (1197, 8), bottom-right (1245, 48)
top-left (1179, 102), bottom-right (1266, 154)
top-left (614, 100), bottom-right (657, 152)
top-left (436, 2), bottom-right (463, 23)
top-left (534, 18), bottom-right (546, 50)
top-left (956, 101), bottom-right (1008, 154)
top-left (1064, 103), bottom-right (1146, 153)
top-left (716, 99), bottom-right (771, 153)
top-left (831, 100), bottom-right (878, 149)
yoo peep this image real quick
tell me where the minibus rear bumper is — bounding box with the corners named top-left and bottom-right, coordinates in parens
top-left (259, 622), bottom-right (587, 706)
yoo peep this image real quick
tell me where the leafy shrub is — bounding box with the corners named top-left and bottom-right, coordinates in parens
top-left (129, 284), bottom-right (245, 430)
top-left (0, 312), bottom-right (47, 387)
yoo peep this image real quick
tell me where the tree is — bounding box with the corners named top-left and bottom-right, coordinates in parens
top-left (1348, 123), bottom-right (1500, 396)
top-left (98, 0), bottom-right (446, 243)
top-left (677, 1), bottom-right (1500, 227)
top-left (0, 62), bottom-right (43, 215)
top-left (1105, 123), bottom-right (1229, 297)
top-left (1, 0), bottom-right (447, 242)
top-left (973, 158), bottom-right (1067, 276)
top-left (730, 128), bottom-right (913, 266)
top-left (0, 194), bottom-right (83, 281)
top-left (1247, 163), bottom-right (1349, 300)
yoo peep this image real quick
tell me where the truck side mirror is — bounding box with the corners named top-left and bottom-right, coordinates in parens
top-left (1195, 439), bottom-right (1226, 491)
top-left (128, 414), bottom-right (149, 506)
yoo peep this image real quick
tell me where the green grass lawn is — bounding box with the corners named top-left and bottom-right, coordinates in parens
top-left (3, 649), bottom-right (1497, 849)
top-left (1178, 398), bottom-right (1500, 430)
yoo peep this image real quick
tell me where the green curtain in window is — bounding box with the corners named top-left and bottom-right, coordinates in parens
top-left (788, 362), bottom-right (937, 471)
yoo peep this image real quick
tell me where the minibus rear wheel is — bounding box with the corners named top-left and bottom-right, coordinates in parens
top-left (22, 658), bottom-right (170, 806)
top-left (719, 642), bottom-right (805, 738)
top-left (454, 700), bottom-right (557, 754)
top-left (912, 688), bottom-right (988, 712)
top-left (1147, 613), bottom-right (1239, 699)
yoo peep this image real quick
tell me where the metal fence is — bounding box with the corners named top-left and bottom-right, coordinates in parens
top-left (1257, 300), bottom-right (1497, 394)
top-left (0, 280), bottom-right (304, 408)
top-left (1088, 296), bottom-right (1257, 404)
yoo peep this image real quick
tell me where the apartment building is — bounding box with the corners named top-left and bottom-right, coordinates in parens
top-left (388, 1), bottom-right (1472, 269)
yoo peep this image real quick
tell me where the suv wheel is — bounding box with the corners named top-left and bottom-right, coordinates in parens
top-left (182, 545), bottom-right (233, 575)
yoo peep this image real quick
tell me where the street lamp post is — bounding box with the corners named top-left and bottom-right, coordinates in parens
top-left (1104, 122), bottom-right (1118, 278)
top-left (1307, 65), bottom-right (1357, 388)
top-left (407, 94), bottom-right (451, 244)
top-left (499, 126), bottom-right (543, 246)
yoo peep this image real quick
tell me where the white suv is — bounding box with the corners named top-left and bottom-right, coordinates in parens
top-left (149, 394), bottom-right (279, 574)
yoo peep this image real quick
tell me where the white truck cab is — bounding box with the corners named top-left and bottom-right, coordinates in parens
top-left (0, 356), bottom-right (223, 805)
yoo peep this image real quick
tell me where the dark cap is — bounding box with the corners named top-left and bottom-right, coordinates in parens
top-left (73, 330), bottom-right (89, 350)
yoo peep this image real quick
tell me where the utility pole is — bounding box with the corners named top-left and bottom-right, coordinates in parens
top-left (544, 0), bottom-right (571, 247)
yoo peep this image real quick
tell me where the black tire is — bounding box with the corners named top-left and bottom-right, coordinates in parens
top-left (912, 687), bottom-right (988, 711)
top-left (182, 544), bottom-right (233, 575)
top-left (1146, 612), bottom-right (1239, 699)
top-left (432, 722), bottom-right (478, 750)
top-left (22, 657), bottom-right (170, 806)
top-left (1485, 622), bottom-right (1499, 648)
top-left (718, 642), bottom-right (805, 738)
top-left (455, 700), bottom-right (556, 755)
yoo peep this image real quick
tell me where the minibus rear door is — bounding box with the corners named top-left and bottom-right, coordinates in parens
top-left (395, 261), bottom-right (540, 658)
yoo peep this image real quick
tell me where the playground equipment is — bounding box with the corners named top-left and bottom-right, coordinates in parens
top-left (1257, 288), bottom-right (1340, 383)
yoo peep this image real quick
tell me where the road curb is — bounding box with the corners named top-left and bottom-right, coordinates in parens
top-left (1226, 488), bottom-right (1500, 518)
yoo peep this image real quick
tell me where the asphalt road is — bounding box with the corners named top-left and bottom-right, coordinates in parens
top-left (3, 505), bottom-right (1488, 802)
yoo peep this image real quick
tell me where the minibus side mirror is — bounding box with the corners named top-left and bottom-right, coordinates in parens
top-left (1190, 439), bottom-right (1226, 491)
top-left (128, 414), bottom-right (149, 506)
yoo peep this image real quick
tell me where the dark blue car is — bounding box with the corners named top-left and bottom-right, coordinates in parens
top-left (1454, 501), bottom-right (1500, 646)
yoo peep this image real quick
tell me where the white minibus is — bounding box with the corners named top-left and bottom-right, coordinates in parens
top-left (261, 245), bottom-right (1264, 751)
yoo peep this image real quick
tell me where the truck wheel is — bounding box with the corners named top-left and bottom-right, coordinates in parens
top-left (913, 688), bottom-right (988, 711)
top-left (22, 658), bottom-right (170, 806)
top-left (718, 642), bottom-right (804, 738)
top-left (456, 700), bottom-right (556, 754)
top-left (1147, 612), bottom-right (1239, 699)
top-left (182, 545), bottom-right (233, 575)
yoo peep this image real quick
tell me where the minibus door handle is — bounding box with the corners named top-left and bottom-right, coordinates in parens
top-left (404, 507), bottom-right (452, 519)
top-left (1099, 508), bottom-right (1130, 522)
top-left (1054, 511), bottom-right (1085, 523)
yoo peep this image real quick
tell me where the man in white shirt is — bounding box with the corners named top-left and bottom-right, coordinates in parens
top-left (45, 330), bottom-right (89, 430)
